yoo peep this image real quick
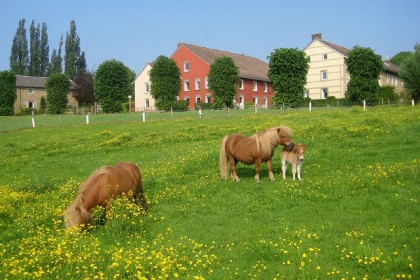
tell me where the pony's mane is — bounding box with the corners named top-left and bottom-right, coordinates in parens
top-left (251, 126), bottom-right (292, 157)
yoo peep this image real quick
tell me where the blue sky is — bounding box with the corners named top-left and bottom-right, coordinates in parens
top-left (1, 0), bottom-right (419, 75)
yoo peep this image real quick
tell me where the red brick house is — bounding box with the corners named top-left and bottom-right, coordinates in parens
top-left (171, 43), bottom-right (273, 110)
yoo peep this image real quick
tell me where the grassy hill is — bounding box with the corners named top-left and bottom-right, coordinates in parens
top-left (0, 106), bottom-right (419, 279)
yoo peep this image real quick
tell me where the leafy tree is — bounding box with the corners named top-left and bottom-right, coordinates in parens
top-left (39, 22), bottom-right (50, 76)
top-left (29, 20), bottom-right (41, 76)
top-left (268, 48), bottom-right (309, 106)
top-left (73, 72), bottom-right (95, 106)
top-left (94, 60), bottom-right (134, 113)
top-left (346, 46), bottom-right (383, 103)
top-left (390, 51), bottom-right (411, 66)
top-left (10, 19), bottom-right (29, 75)
top-left (376, 86), bottom-right (397, 102)
top-left (0, 71), bottom-right (17, 116)
top-left (399, 44), bottom-right (420, 102)
top-left (40, 96), bottom-right (47, 114)
top-left (46, 73), bottom-right (71, 114)
top-left (49, 35), bottom-right (63, 75)
top-left (149, 55), bottom-right (181, 110)
top-left (64, 20), bottom-right (86, 80)
top-left (208, 55), bottom-right (239, 109)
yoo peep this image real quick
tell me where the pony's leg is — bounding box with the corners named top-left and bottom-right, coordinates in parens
top-left (229, 157), bottom-right (240, 182)
top-left (254, 159), bottom-right (261, 182)
top-left (267, 160), bottom-right (275, 181)
top-left (281, 159), bottom-right (287, 180)
top-left (292, 164), bottom-right (297, 180)
top-left (297, 163), bottom-right (302, 181)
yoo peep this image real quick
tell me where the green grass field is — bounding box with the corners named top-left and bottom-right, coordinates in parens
top-left (0, 106), bottom-right (419, 280)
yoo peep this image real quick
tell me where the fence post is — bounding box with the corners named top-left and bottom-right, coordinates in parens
top-left (142, 111), bottom-right (146, 122)
top-left (171, 107), bottom-right (173, 118)
top-left (309, 102), bottom-right (312, 112)
top-left (31, 111), bottom-right (36, 128)
top-left (86, 112), bottom-right (89, 125)
top-left (412, 99), bottom-right (415, 106)
top-left (363, 100), bottom-right (366, 110)
top-left (255, 103), bottom-right (258, 114)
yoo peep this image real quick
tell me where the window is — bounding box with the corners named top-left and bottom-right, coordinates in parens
top-left (27, 101), bottom-right (35, 108)
top-left (205, 94), bottom-right (211, 103)
top-left (304, 90), bottom-right (309, 98)
top-left (145, 82), bottom-right (150, 93)
top-left (195, 78), bottom-right (201, 90)
top-left (145, 99), bottom-right (150, 109)
top-left (321, 70), bottom-right (327, 80)
top-left (184, 61), bottom-right (189, 72)
top-left (321, 88), bottom-right (328, 99)
top-left (195, 95), bottom-right (201, 104)
top-left (205, 77), bottom-right (209, 89)
top-left (239, 79), bottom-right (244, 90)
top-left (307, 56), bottom-right (311, 62)
top-left (28, 88), bottom-right (34, 94)
top-left (263, 82), bottom-right (268, 93)
top-left (253, 81), bottom-right (257, 91)
top-left (323, 53), bottom-right (328, 60)
top-left (184, 80), bottom-right (190, 91)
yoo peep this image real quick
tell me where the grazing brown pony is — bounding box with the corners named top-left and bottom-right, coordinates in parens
top-left (219, 126), bottom-right (294, 182)
top-left (64, 162), bottom-right (148, 229)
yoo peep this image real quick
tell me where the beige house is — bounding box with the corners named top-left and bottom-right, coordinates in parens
top-left (14, 75), bottom-right (78, 113)
top-left (304, 33), bottom-right (404, 100)
top-left (134, 63), bottom-right (155, 111)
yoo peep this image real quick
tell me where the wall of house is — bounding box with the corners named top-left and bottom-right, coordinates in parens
top-left (134, 64), bottom-right (155, 111)
top-left (305, 40), bottom-right (349, 99)
top-left (379, 71), bottom-right (404, 93)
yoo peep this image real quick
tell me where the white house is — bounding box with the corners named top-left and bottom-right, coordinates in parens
top-left (134, 63), bottom-right (155, 111)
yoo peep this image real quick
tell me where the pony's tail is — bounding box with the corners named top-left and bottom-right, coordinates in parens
top-left (219, 136), bottom-right (229, 180)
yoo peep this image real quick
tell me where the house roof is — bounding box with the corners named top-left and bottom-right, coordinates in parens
top-left (16, 75), bottom-right (77, 89)
top-left (383, 60), bottom-right (400, 74)
top-left (319, 40), bottom-right (351, 57)
top-left (179, 43), bottom-right (270, 82)
top-left (16, 75), bottom-right (47, 88)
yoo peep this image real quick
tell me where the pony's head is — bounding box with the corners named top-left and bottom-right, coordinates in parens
top-left (276, 126), bottom-right (294, 149)
top-left (64, 201), bottom-right (91, 229)
top-left (294, 143), bottom-right (306, 162)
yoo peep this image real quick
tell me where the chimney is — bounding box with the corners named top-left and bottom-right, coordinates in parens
top-left (312, 33), bottom-right (322, 41)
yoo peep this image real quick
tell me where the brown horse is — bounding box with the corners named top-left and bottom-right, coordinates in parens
top-left (64, 162), bottom-right (148, 229)
top-left (219, 126), bottom-right (294, 182)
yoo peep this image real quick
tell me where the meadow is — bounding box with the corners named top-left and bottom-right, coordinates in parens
top-left (0, 106), bottom-right (419, 280)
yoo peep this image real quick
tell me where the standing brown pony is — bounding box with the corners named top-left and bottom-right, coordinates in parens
top-left (219, 126), bottom-right (294, 182)
top-left (64, 162), bottom-right (148, 229)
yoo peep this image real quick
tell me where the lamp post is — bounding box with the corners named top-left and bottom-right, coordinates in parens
top-left (128, 95), bottom-right (132, 112)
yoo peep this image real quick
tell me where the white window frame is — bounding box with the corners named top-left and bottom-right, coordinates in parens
top-left (253, 81), bottom-right (257, 91)
top-left (145, 99), bottom-right (150, 109)
top-left (321, 70), bottom-right (327, 81)
top-left (195, 95), bottom-right (201, 104)
top-left (184, 80), bottom-right (190, 91)
top-left (195, 78), bottom-right (201, 90)
top-left (205, 77), bottom-right (209, 89)
top-left (28, 88), bottom-right (34, 94)
top-left (263, 82), bottom-right (268, 93)
top-left (304, 90), bottom-right (309, 98)
top-left (145, 82), bottom-right (150, 94)
top-left (184, 61), bottom-right (189, 72)
top-left (321, 88), bottom-right (328, 99)
top-left (239, 79), bottom-right (244, 90)
top-left (205, 94), bottom-right (211, 103)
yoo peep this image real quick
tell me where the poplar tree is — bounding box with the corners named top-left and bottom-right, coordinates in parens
top-left (29, 20), bottom-right (41, 76)
top-left (10, 19), bottom-right (29, 75)
top-left (40, 23), bottom-right (50, 76)
top-left (49, 35), bottom-right (63, 75)
top-left (64, 20), bottom-right (86, 79)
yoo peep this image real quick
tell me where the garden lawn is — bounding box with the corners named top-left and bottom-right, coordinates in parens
top-left (0, 106), bottom-right (419, 280)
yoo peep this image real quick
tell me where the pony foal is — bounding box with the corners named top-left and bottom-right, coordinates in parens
top-left (220, 126), bottom-right (294, 182)
top-left (64, 161), bottom-right (148, 229)
top-left (281, 143), bottom-right (306, 181)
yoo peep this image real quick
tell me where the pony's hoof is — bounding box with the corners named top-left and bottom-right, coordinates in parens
top-left (270, 178), bottom-right (276, 182)
top-left (255, 179), bottom-right (261, 183)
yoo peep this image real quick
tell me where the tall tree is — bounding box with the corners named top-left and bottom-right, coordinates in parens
top-left (149, 55), bottom-right (181, 110)
top-left (94, 60), bottom-right (134, 113)
top-left (0, 71), bottom-right (17, 116)
top-left (399, 44), bottom-right (420, 101)
top-left (49, 35), bottom-right (63, 75)
top-left (208, 55), bottom-right (239, 109)
top-left (64, 20), bottom-right (86, 79)
top-left (10, 19), bottom-right (29, 75)
top-left (46, 73), bottom-right (71, 114)
top-left (29, 20), bottom-right (41, 76)
top-left (346, 46), bottom-right (383, 103)
top-left (73, 72), bottom-right (95, 106)
top-left (39, 22), bottom-right (50, 76)
top-left (391, 51), bottom-right (412, 67)
top-left (268, 48), bottom-right (309, 106)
